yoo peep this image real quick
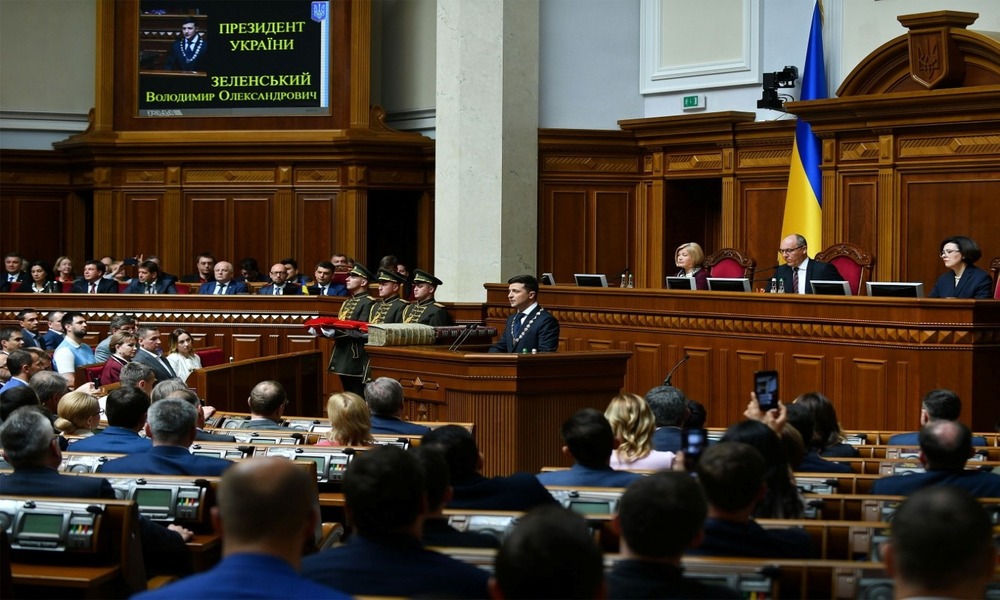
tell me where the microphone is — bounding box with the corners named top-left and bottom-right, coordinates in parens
top-left (751, 264), bottom-right (781, 284)
top-left (448, 324), bottom-right (476, 352)
top-left (663, 354), bottom-right (691, 386)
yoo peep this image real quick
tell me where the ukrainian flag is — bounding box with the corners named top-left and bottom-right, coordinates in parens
top-left (781, 1), bottom-right (826, 255)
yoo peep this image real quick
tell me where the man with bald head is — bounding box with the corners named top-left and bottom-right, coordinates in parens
top-left (259, 263), bottom-right (303, 296)
top-left (772, 233), bottom-right (843, 294)
top-left (134, 458), bottom-right (349, 599)
top-left (870, 420), bottom-right (1000, 497)
top-left (199, 261), bottom-right (249, 294)
top-left (245, 380), bottom-right (289, 430)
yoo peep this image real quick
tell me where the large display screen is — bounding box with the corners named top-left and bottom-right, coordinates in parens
top-left (137, 0), bottom-right (330, 117)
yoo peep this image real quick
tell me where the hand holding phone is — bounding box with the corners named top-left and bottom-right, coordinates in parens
top-left (754, 370), bottom-right (779, 411)
top-left (682, 427), bottom-right (708, 472)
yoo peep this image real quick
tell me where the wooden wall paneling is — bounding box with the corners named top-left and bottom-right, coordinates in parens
top-left (416, 190), bottom-right (435, 273)
top-left (630, 342), bottom-right (663, 396)
top-left (840, 175), bottom-right (878, 276)
top-left (662, 179), bottom-right (721, 277)
top-left (848, 359), bottom-right (890, 431)
top-left (272, 184), bottom-right (295, 267)
top-left (734, 351), bottom-right (767, 427)
top-left (540, 186), bottom-right (587, 282)
top-left (637, 178), bottom-right (664, 288)
top-left (231, 196), bottom-right (273, 267)
top-left (160, 188), bottom-right (182, 274)
top-left (741, 181), bottom-right (787, 272)
top-left (2, 196), bottom-right (68, 263)
top-left (584, 337), bottom-right (615, 350)
top-left (787, 354), bottom-right (825, 400)
top-left (186, 195), bottom-right (229, 264)
top-left (231, 335), bottom-right (262, 362)
top-left (286, 335), bottom-right (321, 353)
top-left (123, 193), bottom-right (162, 258)
top-left (673, 346), bottom-right (711, 413)
top-left (335, 188), bottom-right (367, 269)
top-left (593, 188), bottom-right (631, 279)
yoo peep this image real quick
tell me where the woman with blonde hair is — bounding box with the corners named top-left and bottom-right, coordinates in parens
top-left (604, 393), bottom-right (675, 471)
top-left (53, 256), bottom-right (76, 285)
top-left (316, 392), bottom-right (375, 447)
top-left (166, 328), bottom-right (202, 383)
top-left (53, 391), bottom-right (101, 437)
top-left (674, 242), bottom-right (708, 290)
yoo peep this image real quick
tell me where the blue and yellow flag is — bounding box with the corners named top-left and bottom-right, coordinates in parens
top-left (780, 1), bottom-right (826, 254)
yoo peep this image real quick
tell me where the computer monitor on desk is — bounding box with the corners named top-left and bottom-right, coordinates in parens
top-left (707, 278), bottom-right (751, 292)
top-left (574, 274), bottom-right (608, 287)
top-left (665, 276), bottom-right (696, 290)
top-left (541, 273), bottom-right (555, 286)
top-left (811, 280), bottom-right (851, 295)
top-left (866, 282), bottom-right (924, 298)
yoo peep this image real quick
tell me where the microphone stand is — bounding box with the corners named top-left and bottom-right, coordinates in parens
top-left (663, 354), bottom-right (691, 386)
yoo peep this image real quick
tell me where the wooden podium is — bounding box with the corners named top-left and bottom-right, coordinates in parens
top-left (366, 347), bottom-right (632, 476)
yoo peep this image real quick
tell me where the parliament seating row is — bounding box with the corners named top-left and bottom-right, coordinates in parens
top-left (706, 427), bottom-right (1000, 447)
top-left (204, 409), bottom-right (475, 435)
top-left (818, 455), bottom-right (1000, 475)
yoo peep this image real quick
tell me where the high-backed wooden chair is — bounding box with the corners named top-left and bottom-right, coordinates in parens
top-left (815, 242), bottom-right (875, 296)
top-left (194, 346), bottom-right (225, 368)
top-left (991, 256), bottom-right (1000, 299)
top-left (704, 248), bottom-right (756, 279)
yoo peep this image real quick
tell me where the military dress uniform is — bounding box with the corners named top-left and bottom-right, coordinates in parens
top-left (328, 264), bottom-right (376, 395)
top-left (368, 269), bottom-right (409, 325)
top-left (402, 269), bottom-right (452, 326)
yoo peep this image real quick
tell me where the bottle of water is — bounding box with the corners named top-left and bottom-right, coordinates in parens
top-left (777, 279), bottom-right (785, 294)
top-left (620, 273), bottom-right (627, 287)
top-left (627, 273), bottom-right (634, 288)
top-left (770, 278), bottom-right (777, 293)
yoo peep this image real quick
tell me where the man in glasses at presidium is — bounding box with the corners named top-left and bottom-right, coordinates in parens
top-left (772, 234), bottom-right (843, 295)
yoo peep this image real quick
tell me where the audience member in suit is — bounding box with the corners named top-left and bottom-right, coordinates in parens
top-left (491, 504), bottom-right (605, 600)
top-left (881, 486), bottom-right (996, 599)
top-left (0, 350), bottom-right (37, 395)
top-left (0, 407), bottom-right (193, 576)
top-left (119, 361), bottom-right (157, 396)
top-left (784, 403), bottom-right (852, 474)
top-left (690, 442), bottom-right (812, 559)
top-left (887, 388), bottom-right (987, 446)
top-left (0, 327), bottom-right (24, 357)
top-left (71, 260), bottom-right (118, 294)
top-left (198, 261), bottom-right (249, 295)
top-left (536, 409), bottom-right (644, 487)
top-left (321, 263), bottom-right (376, 396)
top-left (52, 312), bottom-right (95, 387)
top-left (245, 380), bottom-right (290, 430)
top-left (489, 274), bottom-right (560, 353)
top-left (794, 392), bottom-right (859, 457)
top-left (871, 420), bottom-right (1000, 497)
top-left (722, 418), bottom-right (804, 519)
top-left (301, 446), bottom-right (490, 597)
top-left (99, 398), bottom-right (233, 476)
top-left (133, 326), bottom-right (178, 383)
top-left (69, 386), bottom-right (153, 453)
top-left (14, 260), bottom-right (61, 293)
top-left (772, 233), bottom-right (844, 294)
top-left (17, 309), bottom-right (46, 350)
top-left (238, 257), bottom-right (269, 283)
top-left (99, 330), bottom-right (138, 386)
top-left (421, 425), bottom-right (557, 511)
top-left (413, 446), bottom-right (500, 549)
top-left (305, 261), bottom-right (347, 297)
top-left (368, 269), bottom-right (408, 324)
top-left (134, 457), bottom-right (349, 600)
top-left (1, 386), bottom-right (43, 423)
top-left (150, 379), bottom-right (235, 443)
top-left (1, 252), bottom-right (27, 291)
top-left (646, 385), bottom-right (688, 453)
top-left (280, 258), bottom-right (310, 286)
top-left (41, 310), bottom-right (65, 351)
top-left (180, 252), bottom-right (216, 284)
top-left (366, 377), bottom-right (430, 435)
top-left (402, 269), bottom-right (452, 325)
top-left (606, 472), bottom-right (741, 599)
top-left (95, 314), bottom-right (138, 363)
top-left (258, 262), bottom-right (303, 296)
top-left (673, 242), bottom-right (710, 290)
top-left (124, 260), bottom-right (177, 294)
top-left (929, 235), bottom-right (993, 299)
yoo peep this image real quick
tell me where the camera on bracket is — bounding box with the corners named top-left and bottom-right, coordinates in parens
top-left (757, 66), bottom-right (799, 111)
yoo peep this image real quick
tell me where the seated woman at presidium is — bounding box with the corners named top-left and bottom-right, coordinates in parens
top-left (166, 328), bottom-right (202, 383)
top-left (15, 260), bottom-right (60, 293)
top-left (929, 235), bottom-right (992, 299)
top-left (605, 393), bottom-right (676, 471)
top-left (674, 242), bottom-right (709, 290)
top-left (316, 392), bottom-right (376, 447)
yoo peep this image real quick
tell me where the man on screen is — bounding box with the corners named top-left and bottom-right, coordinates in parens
top-left (165, 19), bottom-right (207, 71)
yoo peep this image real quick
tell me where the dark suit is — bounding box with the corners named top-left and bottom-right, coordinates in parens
top-left (258, 283), bottom-right (303, 296)
top-left (886, 431), bottom-right (988, 447)
top-left (2, 271), bottom-right (27, 291)
top-left (796, 450), bottom-right (853, 474)
top-left (449, 472), bottom-right (558, 511)
top-left (536, 463), bottom-right (643, 488)
top-left (198, 280), bottom-right (249, 295)
top-left (123, 279), bottom-right (177, 294)
top-left (301, 533), bottom-right (489, 598)
top-left (607, 560), bottom-right (742, 600)
top-left (870, 468), bottom-right (1000, 497)
top-left (20, 328), bottom-right (45, 350)
top-left (98, 445), bottom-right (233, 476)
top-left (489, 306), bottom-right (560, 353)
top-left (68, 426), bottom-right (152, 454)
top-left (245, 418), bottom-right (286, 431)
top-left (689, 517), bottom-right (812, 559)
top-left (306, 283), bottom-right (348, 297)
top-left (195, 429), bottom-right (236, 443)
top-left (13, 280), bottom-right (60, 293)
top-left (134, 349), bottom-right (177, 383)
top-left (179, 273), bottom-right (210, 284)
top-left (929, 264), bottom-right (993, 299)
top-left (421, 518), bottom-right (500, 549)
top-left (773, 258), bottom-right (843, 294)
top-left (164, 36), bottom-right (207, 71)
top-left (41, 329), bottom-right (65, 350)
top-left (370, 415), bottom-right (431, 436)
top-left (71, 278), bottom-right (119, 294)
top-left (652, 426), bottom-right (683, 453)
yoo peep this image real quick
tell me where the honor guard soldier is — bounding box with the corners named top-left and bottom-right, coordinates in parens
top-left (403, 270), bottom-right (452, 326)
top-left (327, 264), bottom-right (377, 396)
top-left (369, 269), bottom-right (409, 325)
